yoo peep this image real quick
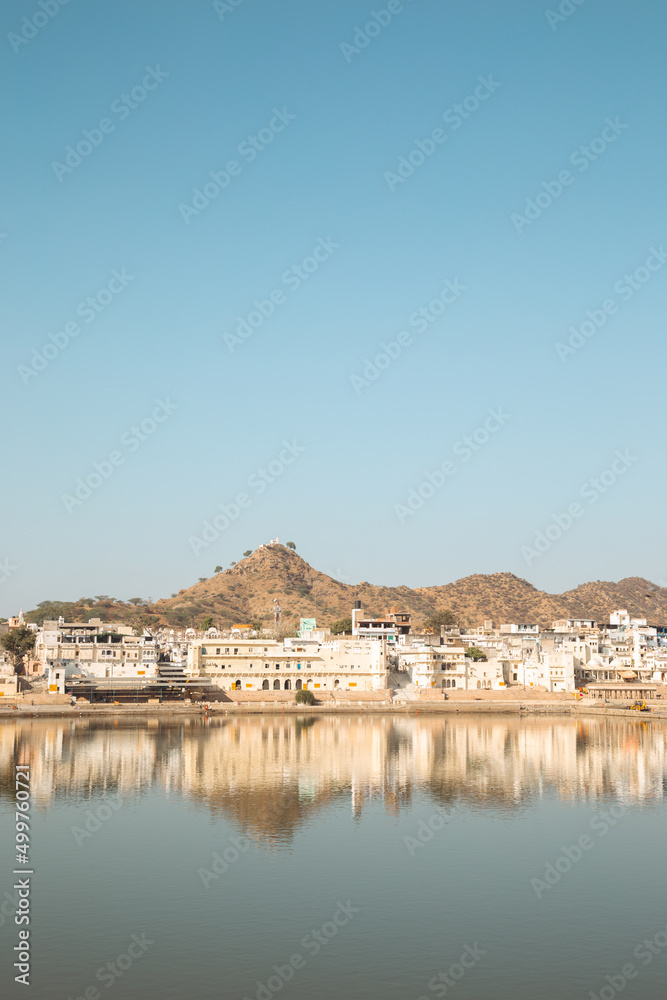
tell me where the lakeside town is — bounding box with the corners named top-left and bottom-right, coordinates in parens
top-left (2, 593), bottom-right (667, 707)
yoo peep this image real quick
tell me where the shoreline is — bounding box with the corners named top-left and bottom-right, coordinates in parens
top-left (1, 701), bottom-right (665, 721)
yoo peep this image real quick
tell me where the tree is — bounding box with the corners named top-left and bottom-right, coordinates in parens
top-left (330, 618), bottom-right (352, 635)
top-left (295, 689), bottom-right (315, 705)
top-left (286, 542), bottom-right (296, 550)
top-left (200, 616), bottom-right (214, 631)
top-left (1, 626), bottom-right (36, 676)
top-left (465, 647), bottom-right (487, 661)
top-left (243, 550), bottom-right (252, 557)
top-left (214, 566), bottom-right (223, 573)
top-left (272, 625), bottom-right (299, 641)
top-left (230, 562), bottom-right (236, 567)
top-left (198, 577), bottom-right (207, 583)
top-left (423, 610), bottom-right (458, 633)
top-left (127, 598), bottom-right (144, 606)
top-left (94, 595), bottom-right (110, 602)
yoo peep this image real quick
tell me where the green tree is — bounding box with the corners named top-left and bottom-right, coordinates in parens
top-left (1, 626), bottom-right (36, 676)
top-left (330, 617), bottom-right (352, 635)
top-left (423, 610), bottom-right (458, 633)
top-left (127, 598), bottom-right (144, 606)
top-left (230, 561), bottom-right (236, 567)
top-left (286, 541), bottom-right (296, 550)
top-left (198, 577), bottom-right (207, 583)
top-left (243, 550), bottom-right (252, 557)
top-left (200, 616), bottom-right (215, 631)
top-left (214, 566), bottom-right (223, 573)
top-left (295, 689), bottom-right (315, 705)
top-left (465, 646), bottom-right (487, 661)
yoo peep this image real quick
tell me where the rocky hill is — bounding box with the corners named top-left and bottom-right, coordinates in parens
top-left (24, 544), bottom-right (667, 631)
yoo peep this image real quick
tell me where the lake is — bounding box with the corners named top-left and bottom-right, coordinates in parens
top-left (1, 713), bottom-right (666, 999)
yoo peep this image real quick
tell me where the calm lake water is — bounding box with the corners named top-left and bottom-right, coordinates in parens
top-left (1, 714), bottom-right (667, 999)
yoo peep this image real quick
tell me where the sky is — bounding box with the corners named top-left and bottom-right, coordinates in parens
top-left (2, 0), bottom-right (666, 615)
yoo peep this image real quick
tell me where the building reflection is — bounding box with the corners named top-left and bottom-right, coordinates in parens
top-left (1, 716), bottom-right (665, 840)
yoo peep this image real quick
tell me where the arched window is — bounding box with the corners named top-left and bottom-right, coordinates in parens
top-left (284, 679), bottom-right (291, 690)
top-left (476, 680), bottom-right (481, 689)
top-left (235, 680), bottom-right (241, 690)
top-left (273, 679), bottom-right (280, 690)
top-left (262, 679), bottom-right (269, 690)
top-left (296, 679), bottom-right (302, 690)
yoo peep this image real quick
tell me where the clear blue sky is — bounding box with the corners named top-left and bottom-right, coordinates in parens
top-left (2, 0), bottom-right (666, 615)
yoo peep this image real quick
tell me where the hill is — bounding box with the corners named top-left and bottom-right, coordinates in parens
top-left (22, 544), bottom-right (667, 632)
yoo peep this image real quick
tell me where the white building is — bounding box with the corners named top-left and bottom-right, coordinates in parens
top-left (187, 635), bottom-right (389, 692)
top-left (36, 619), bottom-right (158, 680)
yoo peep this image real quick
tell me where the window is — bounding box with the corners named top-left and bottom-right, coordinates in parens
top-left (275, 663), bottom-right (280, 669)
top-left (202, 647), bottom-right (207, 654)
top-left (234, 648), bottom-right (238, 655)
top-left (216, 648), bottom-right (220, 655)
top-left (225, 648), bottom-right (229, 654)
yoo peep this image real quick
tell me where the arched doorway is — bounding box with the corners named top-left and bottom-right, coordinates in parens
top-left (476, 680), bottom-right (481, 689)
top-left (262, 679), bottom-right (269, 690)
top-left (295, 679), bottom-right (302, 690)
top-left (273, 679), bottom-right (280, 690)
top-left (284, 679), bottom-right (291, 690)
top-left (334, 679), bottom-right (340, 689)
top-left (235, 680), bottom-right (241, 690)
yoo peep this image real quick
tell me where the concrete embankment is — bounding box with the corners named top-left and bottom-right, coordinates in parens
top-left (1, 699), bottom-right (666, 721)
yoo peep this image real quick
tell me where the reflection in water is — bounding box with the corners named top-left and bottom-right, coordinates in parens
top-left (1, 715), bottom-right (665, 842)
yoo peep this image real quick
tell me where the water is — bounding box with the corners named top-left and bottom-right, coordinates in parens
top-left (1, 714), bottom-right (666, 999)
